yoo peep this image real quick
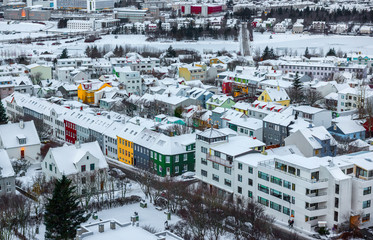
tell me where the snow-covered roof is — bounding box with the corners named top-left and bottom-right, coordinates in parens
top-left (228, 117), bottom-right (263, 130)
top-left (50, 141), bottom-right (108, 175)
top-left (0, 149), bottom-right (15, 178)
top-left (334, 120), bottom-right (365, 134)
top-left (0, 121), bottom-right (40, 149)
top-left (211, 136), bottom-right (265, 156)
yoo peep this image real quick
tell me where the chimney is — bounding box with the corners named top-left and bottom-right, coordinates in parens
top-left (19, 120), bottom-right (24, 129)
top-left (75, 140), bottom-right (81, 149)
top-left (308, 123), bottom-right (313, 128)
top-left (136, 119), bottom-right (140, 125)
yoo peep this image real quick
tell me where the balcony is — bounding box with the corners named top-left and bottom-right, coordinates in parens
top-left (206, 154), bottom-right (233, 168)
top-left (305, 206), bottom-right (328, 217)
top-left (305, 192), bottom-right (328, 203)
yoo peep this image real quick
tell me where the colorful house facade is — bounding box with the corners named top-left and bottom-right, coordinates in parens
top-left (257, 87), bottom-right (290, 106)
top-left (77, 81), bottom-right (112, 104)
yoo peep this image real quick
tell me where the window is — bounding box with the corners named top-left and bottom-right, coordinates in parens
top-left (363, 200), bottom-right (371, 209)
top-left (81, 177), bottom-right (86, 184)
top-left (175, 155), bottom-right (179, 163)
top-left (283, 180), bottom-right (291, 189)
top-left (49, 164), bottom-right (52, 171)
top-left (362, 213), bottom-right (370, 222)
top-left (283, 193), bottom-right (290, 202)
top-left (248, 166), bottom-right (253, 174)
top-left (258, 196), bottom-right (269, 206)
top-left (201, 170), bottom-right (207, 177)
top-left (346, 168), bottom-right (353, 174)
top-left (201, 158), bottom-right (207, 165)
top-left (283, 207), bottom-right (290, 216)
top-left (248, 190), bottom-right (253, 198)
top-left (224, 166), bottom-right (231, 175)
top-left (81, 165), bottom-right (86, 172)
top-left (288, 166), bottom-right (296, 175)
top-left (270, 189), bottom-right (282, 199)
top-left (212, 162), bottom-right (219, 170)
top-left (334, 211), bottom-right (339, 222)
top-left (335, 184), bottom-right (339, 194)
top-left (212, 174), bottom-right (219, 182)
top-left (270, 201), bottom-right (281, 212)
top-left (335, 197), bottom-right (339, 208)
top-left (214, 151), bottom-right (221, 157)
top-left (90, 163), bottom-right (95, 171)
top-left (258, 184), bottom-right (269, 194)
top-left (292, 183), bottom-right (296, 191)
top-left (238, 174), bottom-right (242, 182)
top-left (45, 162), bottom-right (47, 168)
top-left (363, 187), bottom-right (371, 195)
top-left (271, 176), bottom-right (282, 186)
top-left (238, 163), bottom-right (242, 170)
top-left (237, 186), bottom-right (242, 194)
top-left (224, 179), bottom-right (231, 187)
top-left (201, 146), bottom-right (207, 153)
top-left (166, 156), bottom-right (170, 163)
top-left (258, 171), bottom-right (269, 181)
top-left (248, 178), bottom-right (253, 186)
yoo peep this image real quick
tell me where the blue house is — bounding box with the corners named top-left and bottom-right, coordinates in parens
top-left (186, 87), bottom-right (213, 109)
top-left (328, 120), bottom-right (366, 141)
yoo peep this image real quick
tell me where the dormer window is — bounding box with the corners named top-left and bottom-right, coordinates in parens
top-left (17, 135), bottom-right (26, 145)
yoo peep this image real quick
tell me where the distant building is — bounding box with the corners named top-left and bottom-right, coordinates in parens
top-left (4, 8), bottom-right (51, 20)
top-left (55, 0), bottom-right (114, 12)
top-left (114, 8), bottom-right (147, 23)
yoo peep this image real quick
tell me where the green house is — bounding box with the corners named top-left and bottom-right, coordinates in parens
top-left (149, 134), bottom-right (196, 177)
top-left (206, 95), bottom-right (235, 110)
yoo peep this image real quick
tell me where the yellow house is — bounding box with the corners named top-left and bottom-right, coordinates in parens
top-left (257, 87), bottom-right (290, 106)
top-left (178, 64), bottom-right (206, 81)
top-left (77, 82), bottom-right (112, 104)
top-left (209, 56), bottom-right (232, 65)
top-left (117, 123), bottom-right (145, 165)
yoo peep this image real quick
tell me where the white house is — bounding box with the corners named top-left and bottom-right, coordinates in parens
top-left (114, 67), bottom-right (142, 95)
top-left (42, 141), bottom-right (109, 194)
top-left (0, 149), bottom-right (16, 195)
top-left (0, 120), bottom-right (41, 161)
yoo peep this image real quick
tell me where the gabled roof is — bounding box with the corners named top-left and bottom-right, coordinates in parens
top-left (264, 87), bottom-right (289, 102)
top-left (0, 121), bottom-right (40, 149)
top-left (50, 141), bottom-right (108, 175)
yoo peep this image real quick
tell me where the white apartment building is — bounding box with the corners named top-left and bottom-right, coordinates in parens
top-left (195, 128), bottom-right (265, 195)
top-left (114, 66), bottom-right (142, 95)
top-left (196, 131), bottom-right (373, 234)
top-left (110, 57), bottom-right (160, 73)
top-left (337, 86), bottom-right (373, 112)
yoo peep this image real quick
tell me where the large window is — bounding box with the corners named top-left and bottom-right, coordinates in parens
top-left (270, 201), bottom-right (281, 212)
top-left (283, 207), bottom-right (290, 215)
top-left (271, 176), bottom-right (282, 186)
top-left (224, 166), bottom-right (231, 175)
top-left (363, 200), bottom-right (371, 209)
top-left (283, 180), bottom-right (291, 189)
top-left (275, 162), bottom-right (287, 171)
top-left (258, 171), bottom-right (269, 181)
top-left (258, 196), bottom-right (269, 206)
top-left (201, 170), bottom-right (207, 177)
top-left (270, 189), bottom-right (282, 199)
top-left (258, 184), bottom-right (269, 194)
top-left (363, 187), bottom-right (371, 195)
top-left (201, 158), bottom-right (207, 165)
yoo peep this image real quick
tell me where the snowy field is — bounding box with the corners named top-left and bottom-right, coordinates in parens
top-left (0, 25), bottom-right (373, 57)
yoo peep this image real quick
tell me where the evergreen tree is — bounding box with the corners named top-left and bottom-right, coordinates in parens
top-left (304, 47), bottom-right (311, 59)
top-left (290, 72), bottom-right (303, 103)
top-left (44, 175), bottom-right (89, 239)
top-left (166, 45), bottom-right (176, 58)
top-left (85, 46), bottom-right (91, 58)
top-left (326, 48), bottom-right (336, 57)
top-left (60, 48), bottom-right (69, 59)
top-left (0, 101), bottom-right (8, 124)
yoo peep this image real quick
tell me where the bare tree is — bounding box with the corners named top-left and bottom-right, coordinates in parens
top-left (304, 88), bottom-right (323, 106)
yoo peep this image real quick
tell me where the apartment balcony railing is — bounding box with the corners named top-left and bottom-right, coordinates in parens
top-left (306, 206), bottom-right (327, 211)
top-left (258, 159), bottom-right (328, 184)
top-left (206, 154), bottom-right (233, 168)
top-left (306, 192), bottom-right (327, 197)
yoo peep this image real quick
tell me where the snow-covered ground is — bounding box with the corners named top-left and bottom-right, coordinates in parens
top-left (1, 28), bottom-right (373, 57)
